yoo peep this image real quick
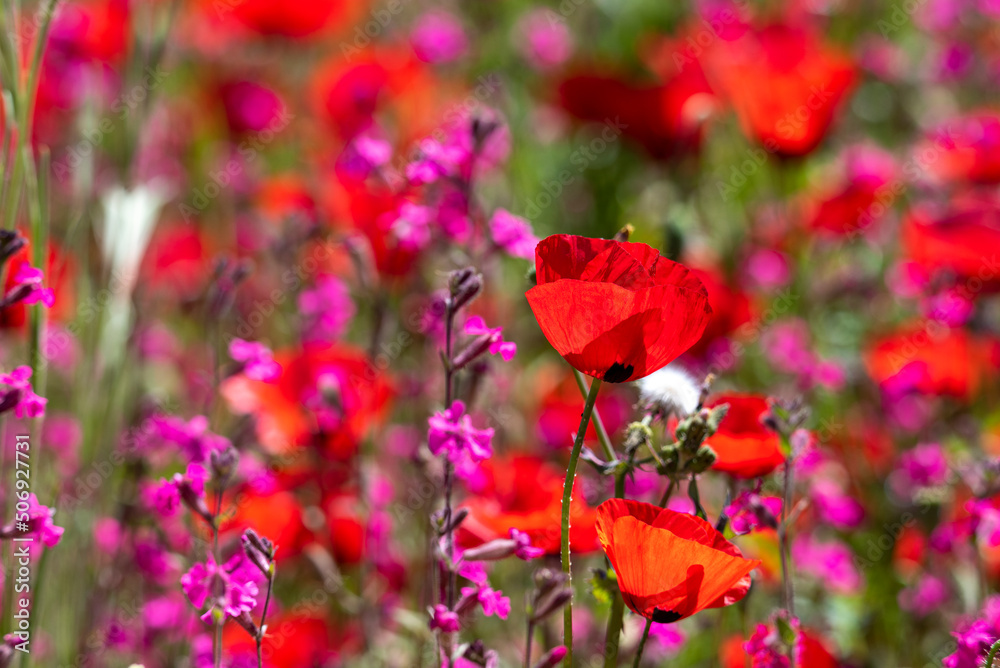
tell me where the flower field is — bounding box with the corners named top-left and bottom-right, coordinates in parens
top-left (0, 1), bottom-right (999, 667)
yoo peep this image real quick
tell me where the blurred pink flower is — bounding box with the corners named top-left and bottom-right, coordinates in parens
top-left (489, 209), bottom-right (538, 260)
top-left (889, 442), bottom-right (949, 501)
top-left (459, 583), bottom-right (511, 619)
top-left (792, 534), bottom-right (863, 594)
top-left (810, 479), bottom-right (865, 529)
top-left (516, 10), bottom-right (573, 70)
top-left (745, 248), bottom-right (790, 289)
top-left (427, 400), bottom-right (494, 464)
top-left (429, 604), bottom-right (460, 632)
top-left (229, 338), bottom-right (281, 382)
top-left (899, 574), bottom-right (950, 616)
top-left (299, 275), bottom-right (356, 342)
top-left (0, 366), bottom-right (46, 418)
top-left (411, 11), bottom-right (468, 64)
top-left (727, 486), bottom-right (783, 535)
top-left (463, 316), bottom-right (517, 361)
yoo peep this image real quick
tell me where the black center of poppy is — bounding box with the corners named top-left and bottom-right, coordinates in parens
top-left (651, 608), bottom-right (682, 624)
top-left (603, 362), bottom-right (634, 383)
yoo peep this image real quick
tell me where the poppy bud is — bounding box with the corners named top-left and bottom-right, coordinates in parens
top-left (612, 225), bottom-right (633, 242)
top-left (532, 646), bottom-right (568, 668)
top-left (461, 538), bottom-right (518, 562)
top-left (448, 267), bottom-right (482, 310)
top-left (656, 444), bottom-right (680, 475)
top-left (622, 420), bottom-right (653, 456)
top-left (686, 445), bottom-right (718, 473)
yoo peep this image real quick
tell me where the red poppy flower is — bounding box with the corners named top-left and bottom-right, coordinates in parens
top-left (311, 46), bottom-right (446, 143)
top-left (526, 235), bottom-right (712, 383)
top-left (919, 111), bottom-right (1000, 185)
top-left (535, 371), bottom-right (630, 450)
top-left (686, 266), bottom-right (754, 357)
top-left (141, 224), bottom-right (209, 300)
top-left (224, 611), bottom-right (352, 667)
top-left (218, 488), bottom-right (306, 561)
top-left (201, 0), bottom-right (360, 38)
top-left (596, 499), bottom-right (758, 622)
top-left (221, 343), bottom-right (394, 460)
top-left (557, 67), bottom-right (716, 159)
top-left (457, 455), bottom-right (600, 555)
top-left (865, 325), bottom-right (998, 400)
top-left (902, 195), bottom-right (1000, 290)
top-left (705, 23), bottom-right (856, 156)
top-left (704, 394), bottom-right (785, 478)
top-left (0, 241), bottom-right (75, 329)
top-left (720, 629), bottom-right (839, 668)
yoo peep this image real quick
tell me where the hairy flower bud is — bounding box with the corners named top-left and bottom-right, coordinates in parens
top-left (448, 267), bottom-right (482, 310)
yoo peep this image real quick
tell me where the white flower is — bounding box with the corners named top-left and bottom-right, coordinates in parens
top-left (636, 365), bottom-right (700, 417)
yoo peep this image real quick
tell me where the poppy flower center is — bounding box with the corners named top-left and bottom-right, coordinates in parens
top-left (603, 362), bottom-right (634, 383)
top-left (651, 608), bottom-right (682, 623)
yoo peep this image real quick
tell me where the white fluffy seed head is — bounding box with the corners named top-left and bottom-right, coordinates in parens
top-left (636, 365), bottom-right (700, 417)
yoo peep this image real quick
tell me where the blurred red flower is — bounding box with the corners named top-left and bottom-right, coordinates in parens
top-left (219, 488), bottom-right (306, 561)
top-left (919, 111), bottom-right (1000, 185)
top-left (705, 394), bottom-right (785, 478)
top-left (535, 372), bottom-right (629, 451)
top-left (224, 611), bottom-right (349, 666)
top-left (526, 235), bottom-right (712, 383)
top-left (721, 629), bottom-right (839, 667)
top-left (706, 23), bottom-right (856, 156)
top-left (686, 266), bottom-right (754, 357)
top-left (199, 0), bottom-right (361, 38)
top-left (222, 343), bottom-right (394, 460)
top-left (311, 46), bottom-right (447, 143)
top-left (866, 325), bottom-right (998, 400)
top-left (457, 454), bottom-right (600, 555)
top-left (557, 66), bottom-right (716, 159)
top-left (596, 499), bottom-right (758, 622)
top-left (903, 195), bottom-right (1000, 291)
top-left (0, 241), bottom-right (75, 329)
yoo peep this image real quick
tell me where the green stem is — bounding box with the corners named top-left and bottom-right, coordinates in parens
top-left (602, 469), bottom-right (628, 668)
top-left (985, 639), bottom-right (1000, 667)
top-left (561, 377), bottom-right (602, 667)
top-left (573, 369), bottom-right (615, 462)
top-left (631, 619), bottom-right (652, 668)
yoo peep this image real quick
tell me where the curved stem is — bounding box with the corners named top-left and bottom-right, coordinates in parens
top-left (985, 639), bottom-right (1000, 667)
top-left (631, 619), bottom-right (652, 668)
top-left (561, 377), bottom-right (602, 666)
top-left (573, 369), bottom-right (615, 462)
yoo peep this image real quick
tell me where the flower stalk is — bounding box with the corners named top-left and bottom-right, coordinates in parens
top-left (561, 376), bottom-right (602, 666)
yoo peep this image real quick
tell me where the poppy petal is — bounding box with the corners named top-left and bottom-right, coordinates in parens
top-left (526, 281), bottom-right (711, 382)
top-left (609, 515), bottom-right (759, 620)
